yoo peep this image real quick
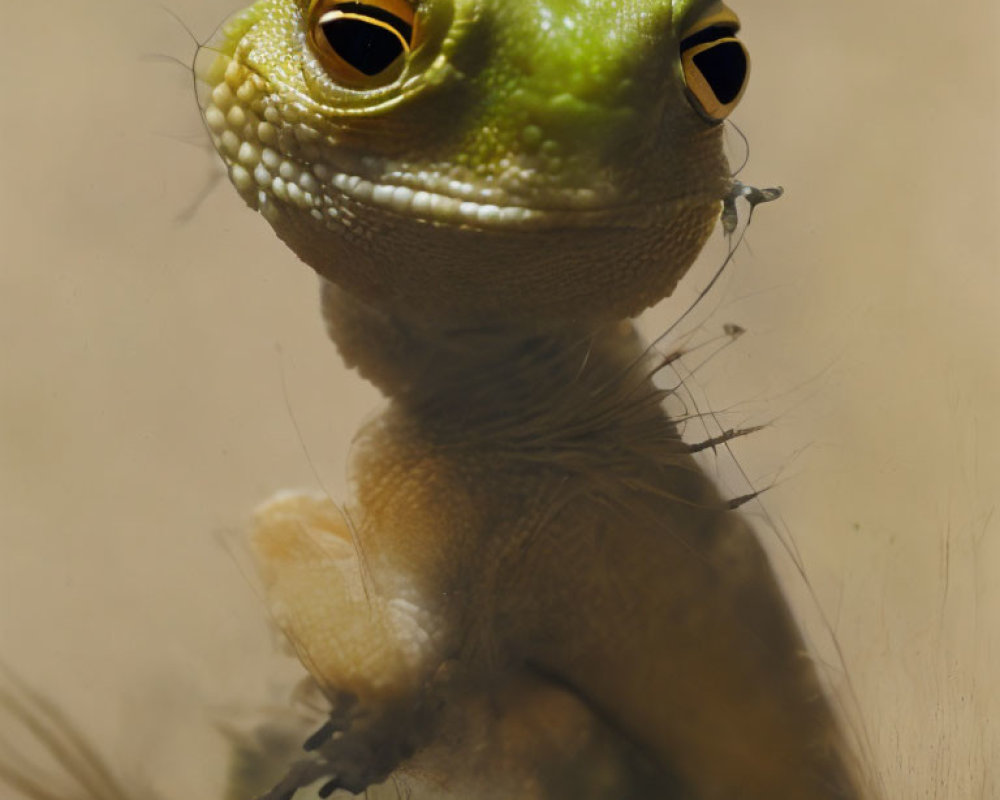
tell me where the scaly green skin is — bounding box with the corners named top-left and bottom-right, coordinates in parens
top-left (195, 2), bottom-right (869, 799)
top-left (197, 0), bottom-right (728, 323)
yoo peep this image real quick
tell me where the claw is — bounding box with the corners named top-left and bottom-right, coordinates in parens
top-left (303, 720), bottom-right (339, 752)
top-left (257, 759), bottom-right (332, 800)
top-left (302, 693), bottom-right (358, 752)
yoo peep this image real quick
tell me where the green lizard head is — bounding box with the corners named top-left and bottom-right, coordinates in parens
top-left (197, 0), bottom-right (750, 325)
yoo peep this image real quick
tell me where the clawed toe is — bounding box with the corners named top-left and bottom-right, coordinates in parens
top-left (257, 758), bottom-right (335, 800)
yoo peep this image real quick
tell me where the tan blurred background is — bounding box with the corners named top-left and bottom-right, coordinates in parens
top-left (1, 0), bottom-right (997, 796)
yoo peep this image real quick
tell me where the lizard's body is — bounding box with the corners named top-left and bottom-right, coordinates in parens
top-left (191, 0), bottom-right (867, 797)
top-left (0, 1), bottom-right (867, 799)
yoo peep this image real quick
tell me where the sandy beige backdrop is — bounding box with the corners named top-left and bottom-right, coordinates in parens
top-left (1, 0), bottom-right (997, 797)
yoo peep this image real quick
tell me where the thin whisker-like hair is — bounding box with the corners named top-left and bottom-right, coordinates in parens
top-left (139, 52), bottom-right (196, 73)
top-left (726, 120), bottom-right (751, 177)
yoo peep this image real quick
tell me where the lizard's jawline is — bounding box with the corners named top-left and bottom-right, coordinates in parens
top-left (327, 172), bottom-right (718, 231)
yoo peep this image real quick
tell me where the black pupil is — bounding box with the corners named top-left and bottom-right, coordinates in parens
top-left (321, 3), bottom-right (412, 76)
top-left (692, 41), bottom-right (747, 104)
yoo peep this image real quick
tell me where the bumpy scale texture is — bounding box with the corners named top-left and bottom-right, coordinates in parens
top-left (196, 0), bottom-right (729, 324)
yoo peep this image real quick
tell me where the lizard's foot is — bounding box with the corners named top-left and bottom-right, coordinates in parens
top-left (255, 692), bottom-right (434, 799)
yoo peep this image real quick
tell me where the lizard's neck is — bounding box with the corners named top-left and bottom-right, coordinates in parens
top-left (321, 280), bottom-right (680, 458)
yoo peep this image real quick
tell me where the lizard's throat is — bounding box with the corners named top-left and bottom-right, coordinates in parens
top-left (321, 281), bottom-right (680, 457)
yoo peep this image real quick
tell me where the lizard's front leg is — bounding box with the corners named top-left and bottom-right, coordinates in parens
top-left (251, 492), bottom-right (448, 796)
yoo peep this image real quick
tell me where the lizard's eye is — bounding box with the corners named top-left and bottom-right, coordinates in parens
top-left (307, 0), bottom-right (416, 86)
top-left (679, 5), bottom-right (749, 122)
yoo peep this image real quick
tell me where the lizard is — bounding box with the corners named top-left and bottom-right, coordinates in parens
top-left (190, 0), bottom-right (871, 798)
top-left (0, 2), bottom-right (868, 800)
